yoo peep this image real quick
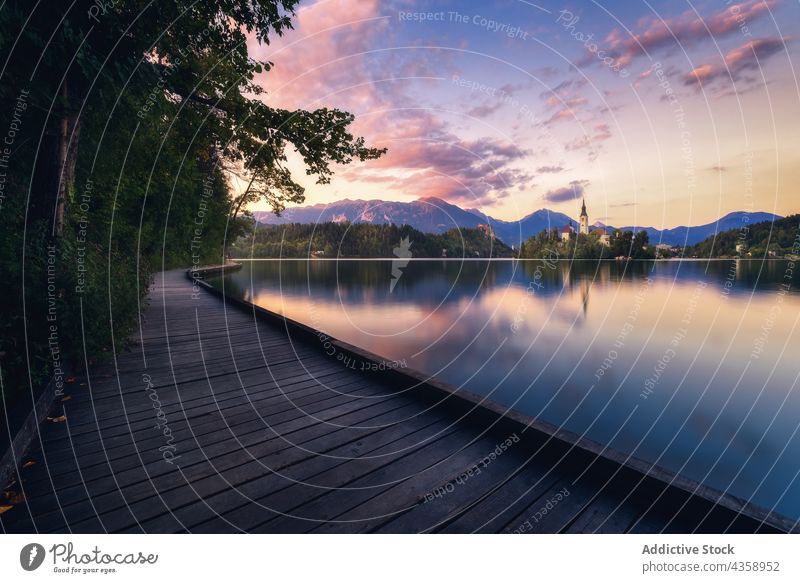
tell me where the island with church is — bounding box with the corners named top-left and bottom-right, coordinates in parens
top-left (519, 198), bottom-right (655, 260)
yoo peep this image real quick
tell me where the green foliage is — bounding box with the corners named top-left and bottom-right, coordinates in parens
top-left (0, 1), bottom-right (383, 416)
top-left (683, 215), bottom-right (799, 258)
top-left (518, 228), bottom-right (655, 260)
top-left (518, 228), bottom-right (561, 259)
top-left (231, 223), bottom-right (515, 258)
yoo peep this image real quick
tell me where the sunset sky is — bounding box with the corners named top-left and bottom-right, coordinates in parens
top-left (246, 0), bottom-right (799, 227)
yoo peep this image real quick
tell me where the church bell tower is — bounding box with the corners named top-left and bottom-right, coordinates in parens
top-left (579, 198), bottom-right (589, 235)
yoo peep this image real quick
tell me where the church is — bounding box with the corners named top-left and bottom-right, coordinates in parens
top-left (561, 198), bottom-right (610, 245)
top-left (579, 198), bottom-right (589, 235)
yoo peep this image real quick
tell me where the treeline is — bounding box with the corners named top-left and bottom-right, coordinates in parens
top-left (683, 215), bottom-right (799, 258)
top-left (519, 229), bottom-right (655, 260)
top-left (0, 2), bottom-right (382, 416)
top-left (231, 223), bottom-right (514, 258)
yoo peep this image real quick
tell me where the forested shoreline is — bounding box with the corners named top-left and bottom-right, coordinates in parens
top-left (682, 215), bottom-right (799, 258)
top-left (0, 1), bottom-right (383, 416)
top-left (230, 223), bottom-right (514, 258)
top-left (232, 216), bottom-right (799, 260)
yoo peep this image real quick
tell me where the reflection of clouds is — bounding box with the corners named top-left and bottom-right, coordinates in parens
top-left (495, 284), bottom-right (587, 335)
top-left (229, 260), bottom-right (800, 371)
top-left (252, 289), bottom-right (434, 337)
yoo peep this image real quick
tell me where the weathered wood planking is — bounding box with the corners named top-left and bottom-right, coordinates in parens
top-left (0, 268), bottom-right (791, 534)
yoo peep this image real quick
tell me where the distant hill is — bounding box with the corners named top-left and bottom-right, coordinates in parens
top-left (231, 223), bottom-right (515, 258)
top-left (618, 211), bottom-right (783, 247)
top-left (251, 197), bottom-right (573, 248)
top-left (684, 214), bottom-right (799, 258)
top-left (251, 198), bottom-right (783, 247)
top-left (251, 196), bottom-right (488, 233)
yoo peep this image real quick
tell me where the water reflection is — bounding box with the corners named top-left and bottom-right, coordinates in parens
top-left (211, 259), bottom-right (800, 519)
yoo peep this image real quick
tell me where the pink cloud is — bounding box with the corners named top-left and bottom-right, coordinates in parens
top-left (245, 0), bottom-right (534, 208)
top-left (725, 37), bottom-right (786, 68)
top-left (685, 63), bottom-right (715, 84)
top-left (544, 108), bottom-right (578, 125)
top-left (602, 0), bottom-right (778, 67)
top-left (564, 123), bottom-right (612, 161)
top-left (683, 37), bottom-right (787, 86)
top-left (545, 95), bottom-right (587, 109)
top-left (248, 0), bottom-right (389, 112)
top-left (539, 78), bottom-right (589, 125)
top-left (337, 108), bottom-right (533, 206)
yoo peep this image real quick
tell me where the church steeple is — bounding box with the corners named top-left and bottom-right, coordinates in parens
top-left (579, 198), bottom-right (589, 234)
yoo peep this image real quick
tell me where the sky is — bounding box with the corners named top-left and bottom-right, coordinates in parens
top-left (245, 0), bottom-right (800, 228)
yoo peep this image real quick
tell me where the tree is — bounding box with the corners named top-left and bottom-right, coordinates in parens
top-left (1, 0), bottom-right (384, 236)
top-left (0, 1), bottom-right (385, 416)
top-left (611, 230), bottom-right (634, 257)
top-left (632, 230), bottom-right (654, 259)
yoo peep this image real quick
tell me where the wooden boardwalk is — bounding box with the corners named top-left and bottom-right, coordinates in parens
top-left (0, 269), bottom-right (790, 534)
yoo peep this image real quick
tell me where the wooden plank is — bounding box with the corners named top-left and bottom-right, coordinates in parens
top-left (22, 368), bottom-right (369, 477)
top-left (564, 475), bottom-right (653, 534)
top-left (20, 377), bottom-right (380, 492)
top-left (43, 364), bottom-right (364, 447)
top-left (442, 470), bottom-right (561, 533)
top-left (56, 358), bottom-right (347, 427)
top-left (17, 391), bottom-right (412, 533)
top-left (373, 436), bottom-right (536, 533)
top-left (273, 430), bottom-right (497, 534)
top-left (62, 396), bottom-right (422, 533)
top-left (433, 438), bottom-right (571, 534)
top-left (53, 354), bottom-right (342, 411)
top-left (12, 383), bottom-right (399, 525)
top-left (44, 362), bottom-right (368, 443)
top-left (136, 404), bottom-right (452, 533)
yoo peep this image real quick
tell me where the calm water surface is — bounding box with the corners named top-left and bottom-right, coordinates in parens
top-left (211, 259), bottom-right (800, 519)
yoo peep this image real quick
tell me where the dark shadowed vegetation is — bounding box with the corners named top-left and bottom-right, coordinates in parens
top-left (0, 1), bottom-right (383, 419)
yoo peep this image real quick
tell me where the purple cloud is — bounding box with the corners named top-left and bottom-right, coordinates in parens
top-left (543, 180), bottom-right (588, 204)
top-left (536, 165), bottom-right (565, 174)
top-left (684, 37), bottom-right (787, 86)
top-left (601, 0), bottom-right (779, 67)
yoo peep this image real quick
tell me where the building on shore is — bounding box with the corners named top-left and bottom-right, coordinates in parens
top-left (477, 223), bottom-right (495, 239)
top-left (562, 199), bottom-right (610, 245)
top-left (592, 227), bottom-right (610, 246)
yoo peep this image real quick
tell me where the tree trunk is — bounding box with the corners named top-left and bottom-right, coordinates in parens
top-left (64, 116), bottom-right (81, 202)
top-left (54, 82), bottom-right (80, 237)
top-left (230, 169), bottom-right (259, 222)
top-left (230, 191), bottom-right (249, 222)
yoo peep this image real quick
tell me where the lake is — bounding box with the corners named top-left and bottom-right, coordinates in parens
top-left (210, 259), bottom-right (800, 520)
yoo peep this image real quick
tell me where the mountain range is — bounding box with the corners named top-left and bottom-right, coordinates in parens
top-left (250, 197), bottom-right (782, 247)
